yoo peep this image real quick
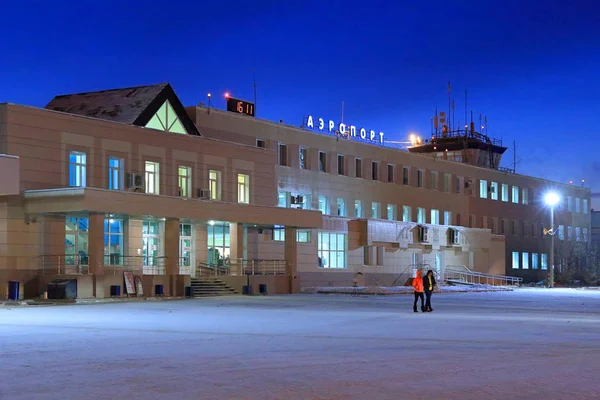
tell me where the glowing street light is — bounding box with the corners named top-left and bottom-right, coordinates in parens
top-left (544, 191), bottom-right (560, 288)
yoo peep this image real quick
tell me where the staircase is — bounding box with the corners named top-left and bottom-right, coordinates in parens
top-left (190, 277), bottom-right (238, 297)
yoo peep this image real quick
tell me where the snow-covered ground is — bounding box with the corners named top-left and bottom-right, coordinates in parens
top-left (1, 288), bottom-right (600, 400)
top-left (302, 284), bottom-right (514, 294)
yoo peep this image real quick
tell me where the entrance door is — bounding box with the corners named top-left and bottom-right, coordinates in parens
top-left (179, 223), bottom-right (193, 274)
top-left (435, 252), bottom-right (444, 280)
top-left (207, 222), bottom-right (230, 266)
top-left (142, 221), bottom-right (160, 270)
top-left (65, 217), bottom-right (88, 266)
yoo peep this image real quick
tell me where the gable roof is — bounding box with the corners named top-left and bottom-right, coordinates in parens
top-left (45, 83), bottom-right (200, 136)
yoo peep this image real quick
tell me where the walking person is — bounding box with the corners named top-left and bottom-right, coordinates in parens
top-left (424, 269), bottom-right (437, 312)
top-left (412, 269), bottom-right (425, 312)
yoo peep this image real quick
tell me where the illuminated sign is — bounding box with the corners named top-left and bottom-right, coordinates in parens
top-left (304, 115), bottom-right (384, 144)
top-left (227, 97), bottom-right (255, 117)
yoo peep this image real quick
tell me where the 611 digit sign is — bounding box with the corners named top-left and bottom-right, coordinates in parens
top-left (227, 97), bottom-right (255, 117)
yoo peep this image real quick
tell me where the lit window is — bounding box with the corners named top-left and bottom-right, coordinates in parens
top-left (575, 198), bottom-right (581, 213)
top-left (512, 251), bottom-right (520, 269)
top-left (532, 253), bottom-right (539, 269)
top-left (69, 151), bottom-right (87, 187)
top-left (108, 156), bottom-right (123, 190)
top-left (403, 206), bottom-right (412, 222)
top-left (417, 207), bottom-right (426, 224)
top-left (209, 170), bottom-right (221, 200)
top-left (583, 228), bottom-right (588, 242)
top-left (430, 209), bottom-right (440, 225)
top-left (104, 218), bottom-right (124, 265)
top-left (318, 196), bottom-right (329, 214)
top-left (512, 186), bottom-right (519, 203)
top-left (558, 225), bottom-right (565, 240)
top-left (299, 148), bottom-right (307, 169)
top-left (583, 199), bottom-right (588, 214)
top-left (354, 200), bottom-right (362, 218)
top-left (178, 166), bottom-right (191, 197)
top-left (522, 188), bottom-right (529, 205)
top-left (337, 198), bottom-right (346, 216)
top-left (145, 100), bottom-right (187, 134)
top-left (576, 227), bottom-right (581, 242)
top-left (144, 161), bottom-right (159, 194)
top-left (522, 252), bottom-right (529, 269)
top-left (541, 254), bottom-right (548, 270)
top-left (490, 182), bottom-right (499, 200)
top-left (501, 184), bottom-right (509, 202)
top-left (319, 151), bottom-right (327, 172)
top-left (237, 174), bottom-right (249, 204)
top-left (278, 143), bottom-right (288, 166)
top-left (567, 196), bottom-right (573, 212)
top-left (568, 226), bottom-right (573, 241)
top-left (273, 227), bottom-right (311, 243)
top-left (371, 202), bottom-right (380, 219)
top-left (479, 179), bottom-right (488, 199)
top-left (318, 232), bottom-right (347, 269)
top-left (278, 191), bottom-right (289, 208)
top-left (387, 204), bottom-right (396, 221)
top-left (355, 158), bottom-right (362, 178)
top-left (443, 211), bottom-right (451, 225)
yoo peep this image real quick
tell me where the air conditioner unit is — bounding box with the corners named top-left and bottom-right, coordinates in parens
top-left (449, 228), bottom-right (461, 245)
top-left (290, 195), bottom-right (297, 204)
top-left (197, 188), bottom-right (211, 200)
top-left (418, 225), bottom-right (429, 242)
top-left (464, 180), bottom-right (472, 189)
top-left (296, 195), bottom-right (304, 204)
top-left (488, 186), bottom-right (495, 193)
top-left (127, 173), bottom-right (144, 190)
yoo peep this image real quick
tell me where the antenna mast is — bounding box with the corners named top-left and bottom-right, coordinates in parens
top-left (253, 72), bottom-right (257, 114)
top-left (447, 81), bottom-right (451, 131)
top-left (513, 140), bottom-right (516, 173)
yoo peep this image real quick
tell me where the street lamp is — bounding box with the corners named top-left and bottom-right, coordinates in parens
top-left (544, 192), bottom-right (560, 288)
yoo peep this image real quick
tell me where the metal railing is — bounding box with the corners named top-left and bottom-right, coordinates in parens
top-left (103, 256), bottom-right (166, 275)
top-left (196, 259), bottom-right (287, 277)
top-left (391, 263), bottom-right (435, 286)
top-left (42, 254), bottom-right (89, 275)
top-left (178, 257), bottom-right (193, 275)
top-left (444, 265), bottom-right (522, 286)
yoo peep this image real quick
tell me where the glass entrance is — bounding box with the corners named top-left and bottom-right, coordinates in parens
top-left (179, 223), bottom-right (193, 272)
top-left (65, 217), bottom-right (88, 265)
top-left (207, 222), bottom-right (230, 266)
top-left (142, 221), bottom-right (160, 266)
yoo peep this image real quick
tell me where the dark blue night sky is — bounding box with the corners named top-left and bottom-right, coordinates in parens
top-left (1, 0), bottom-right (599, 204)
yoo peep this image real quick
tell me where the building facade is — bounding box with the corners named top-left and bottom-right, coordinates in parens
top-left (0, 83), bottom-right (590, 299)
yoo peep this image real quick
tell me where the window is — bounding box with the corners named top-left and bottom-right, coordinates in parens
top-left (69, 151), bottom-right (86, 187)
top-left (142, 221), bottom-right (161, 268)
top-left (501, 219), bottom-right (506, 234)
top-left (429, 209), bottom-right (439, 225)
top-left (297, 230), bottom-right (311, 243)
top-left (430, 171), bottom-right (438, 190)
top-left (469, 215), bottom-right (475, 228)
top-left (355, 158), bottom-right (362, 178)
top-left (278, 191), bottom-right (289, 208)
top-left (355, 200), bottom-right (362, 218)
top-left (278, 143), bottom-right (288, 166)
top-left (372, 161), bottom-right (379, 180)
top-left (237, 174), bottom-right (249, 204)
top-left (336, 198), bottom-right (346, 216)
top-left (319, 151), bottom-right (327, 172)
top-left (403, 206), bottom-right (412, 222)
top-left (387, 204), bottom-right (396, 221)
top-left (492, 217), bottom-right (499, 234)
top-left (490, 182), bottom-right (499, 200)
top-left (417, 207), bottom-right (426, 224)
top-left (403, 167), bottom-right (410, 185)
top-left (522, 188), bottom-right (529, 205)
top-left (443, 173), bottom-right (451, 192)
top-left (444, 211), bottom-right (451, 225)
top-left (479, 179), bottom-right (488, 199)
top-left (180, 223), bottom-right (193, 269)
top-left (532, 253), bottom-right (539, 269)
top-left (531, 222), bottom-right (536, 237)
top-left (558, 225), bottom-right (565, 240)
top-left (456, 176), bottom-right (462, 193)
top-left (104, 218), bottom-right (124, 265)
top-left (337, 154), bottom-right (345, 175)
top-left (318, 232), bottom-right (347, 269)
top-left (144, 161), bottom-right (159, 194)
top-left (541, 253), bottom-right (548, 270)
top-left (583, 228), bottom-right (589, 242)
top-left (371, 202), bottom-right (380, 219)
top-left (417, 170), bottom-right (424, 187)
top-left (208, 170), bottom-right (221, 200)
top-left (299, 148), bottom-right (307, 169)
top-left (207, 222), bottom-right (230, 267)
top-left (575, 198), bottom-right (581, 213)
top-left (568, 226), bottom-right (573, 241)
top-left (501, 184), bottom-right (509, 202)
top-left (318, 196), bottom-right (329, 214)
top-left (65, 217), bottom-right (88, 266)
top-left (522, 252), bottom-right (529, 269)
top-left (108, 156), bottom-right (123, 190)
top-left (567, 196), bottom-right (573, 212)
top-left (512, 186), bottom-right (519, 203)
top-left (512, 220), bottom-right (517, 235)
top-left (273, 227), bottom-right (312, 243)
top-left (256, 139), bottom-right (266, 148)
top-left (145, 100), bottom-right (187, 134)
top-left (522, 221), bottom-right (527, 237)
top-left (583, 199), bottom-right (589, 214)
top-left (576, 227), bottom-right (581, 242)
top-left (512, 251), bottom-right (520, 269)
top-left (178, 166), bottom-right (191, 197)
top-left (387, 164), bottom-right (394, 183)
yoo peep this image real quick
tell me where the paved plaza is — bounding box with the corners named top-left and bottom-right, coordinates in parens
top-left (1, 289), bottom-right (600, 400)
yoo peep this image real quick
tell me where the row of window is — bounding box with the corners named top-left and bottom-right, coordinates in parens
top-left (69, 151), bottom-right (250, 204)
top-left (274, 143), bottom-right (588, 213)
top-left (512, 252), bottom-right (548, 270)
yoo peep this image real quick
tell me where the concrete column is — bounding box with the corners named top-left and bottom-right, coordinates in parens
top-left (88, 213), bottom-right (105, 276)
top-left (164, 218), bottom-right (180, 296)
top-left (284, 227), bottom-right (299, 294)
top-left (229, 223), bottom-right (244, 260)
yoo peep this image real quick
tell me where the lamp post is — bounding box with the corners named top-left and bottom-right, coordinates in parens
top-left (544, 192), bottom-right (560, 288)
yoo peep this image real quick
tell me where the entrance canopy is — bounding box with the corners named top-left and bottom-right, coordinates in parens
top-left (24, 188), bottom-right (322, 229)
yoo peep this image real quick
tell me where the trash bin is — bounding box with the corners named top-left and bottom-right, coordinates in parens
top-left (242, 285), bottom-right (253, 295)
top-left (110, 285), bottom-right (121, 297)
top-left (259, 284), bottom-right (268, 295)
top-left (47, 279), bottom-right (78, 299)
top-left (155, 284), bottom-right (164, 296)
top-left (8, 281), bottom-right (20, 301)
top-left (185, 286), bottom-right (193, 297)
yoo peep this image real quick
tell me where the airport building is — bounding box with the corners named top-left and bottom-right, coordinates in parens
top-left (0, 83), bottom-right (591, 299)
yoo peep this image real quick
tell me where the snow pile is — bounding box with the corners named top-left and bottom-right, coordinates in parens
top-left (302, 284), bottom-right (514, 295)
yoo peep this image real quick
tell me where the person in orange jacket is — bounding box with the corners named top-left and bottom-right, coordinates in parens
top-left (412, 269), bottom-right (425, 313)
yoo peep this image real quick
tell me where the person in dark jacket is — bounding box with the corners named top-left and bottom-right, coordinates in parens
top-left (424, 269), bottom-right (437, 312)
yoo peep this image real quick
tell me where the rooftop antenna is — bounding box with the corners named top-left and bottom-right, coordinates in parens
top-left (447, 81), bottom-right (451, 132)
top-left (451, 98), bottom-right (455, 132)
top-left (207, 93), bottom-right (212, 114)
top-left (341, 101), bottom-right (344, 124)
top-left (513, 140), bottom-right (516, 173)
top-left (253, 72), bottom-right (257, 115)
top-left (464, 90), bottom-right (468, 133)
